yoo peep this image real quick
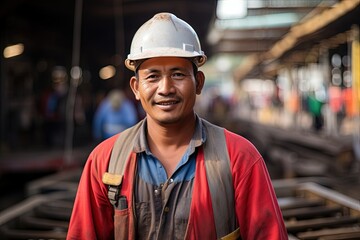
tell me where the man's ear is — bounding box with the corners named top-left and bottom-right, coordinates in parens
top-left (195, 71), bottom-right (205, 94)
top-left (129, 76), bottom-right (140, 100)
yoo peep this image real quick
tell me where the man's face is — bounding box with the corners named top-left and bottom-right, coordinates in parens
top-left (130, 57), bottom-right (204, 125)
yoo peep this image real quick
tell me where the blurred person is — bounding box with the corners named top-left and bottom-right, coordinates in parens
top-left (44, 66), bottom-right (68, 147)
top-left (207, 92), bottom-right (231, 126)
top-left (67, 13), bottom-right (287, 240)
top-left (307, 91), bottom-right (324, 131)
top-left (92, 89), bottom-right (138, 141)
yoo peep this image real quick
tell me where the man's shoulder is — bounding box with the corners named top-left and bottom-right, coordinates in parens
top-left (200, 118), bottom-right (249, 145)
top-left (223, 128), bottom-right (262, 159)
top-left (90, 134), bottom-right (120, 159)
top-left (91, 120), bottom-right (143, 160)
top-left (200, 118), bottom-right (259, 155)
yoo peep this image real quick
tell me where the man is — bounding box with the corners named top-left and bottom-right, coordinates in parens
top-left (67, 12), bottom-right (287, 240)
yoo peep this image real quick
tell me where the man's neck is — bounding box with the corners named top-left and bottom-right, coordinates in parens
top-left (145, 114), bottom-right (197, 177)
top-left (147, 115), bottom-right (196, 177)
top-left (146, 115), bottom-right (196, 148)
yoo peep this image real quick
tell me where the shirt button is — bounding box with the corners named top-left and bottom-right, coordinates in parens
top-left (154, 189), bottom-right (159, 195)
top-left (164, 207), bottom-right (170, 212)
top-left (169, 178), bottom-right (174, 183)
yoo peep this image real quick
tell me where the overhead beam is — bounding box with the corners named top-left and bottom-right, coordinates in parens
top-left (212, 39), bottom-right (278, 53)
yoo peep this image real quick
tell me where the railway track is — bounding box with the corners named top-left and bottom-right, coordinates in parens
top-left (0, 169), bottom-right (80, 240)
top-left (0, 171), bottom-right (359, 239)
top-left (274, 179), bottom-right (360, 240)
top-left (0, 193), bottom-right (73, 239)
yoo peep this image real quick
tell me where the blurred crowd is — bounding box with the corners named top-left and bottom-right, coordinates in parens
top-left (2, 66), bottom-right (144, 153)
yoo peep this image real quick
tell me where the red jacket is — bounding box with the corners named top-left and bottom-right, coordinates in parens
top-left (67, 127), bottom-right (287, 239)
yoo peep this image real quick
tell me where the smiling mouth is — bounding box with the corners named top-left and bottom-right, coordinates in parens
top-left (157, 101), bottom-right (179, 105)
top-left (155, 97), bottom-right (180, 106)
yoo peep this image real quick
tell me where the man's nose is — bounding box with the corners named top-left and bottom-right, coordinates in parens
top-left (158, 75), bottom-right (176, 95)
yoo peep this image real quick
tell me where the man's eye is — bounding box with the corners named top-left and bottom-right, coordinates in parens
top-left (172, 73), bottom-right (186, 80)
top-left (145, 75), bottom-right (159, 81)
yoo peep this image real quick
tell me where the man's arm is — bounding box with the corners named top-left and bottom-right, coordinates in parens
top-left (67, 139), bottom-right (116, 239)
top-left (225, 131), bottom-right (288, 239)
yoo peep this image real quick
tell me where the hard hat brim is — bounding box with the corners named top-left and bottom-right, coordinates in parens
top-left (125, 47), bottom-right (206, 71)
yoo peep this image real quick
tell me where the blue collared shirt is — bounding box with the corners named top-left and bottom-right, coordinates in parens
top-left (132, 116), bottom-right (205, 239)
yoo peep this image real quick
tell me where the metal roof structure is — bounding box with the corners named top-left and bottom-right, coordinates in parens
top-left (0, 0), bottom-right (216, 86)
top-left (214, 0), bottom-right (360, 81)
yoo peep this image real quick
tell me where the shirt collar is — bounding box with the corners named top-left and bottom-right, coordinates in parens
top-left (133, 115), bottom-right (206, 154)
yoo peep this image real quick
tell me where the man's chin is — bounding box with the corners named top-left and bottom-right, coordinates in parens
top-left (149, 111), bottom-right (194, 126)
top-left (157, 117), bottom-right (179, 125)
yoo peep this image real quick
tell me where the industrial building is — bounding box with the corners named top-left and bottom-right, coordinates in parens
top-left (0, 0), bottom-right (359, 239)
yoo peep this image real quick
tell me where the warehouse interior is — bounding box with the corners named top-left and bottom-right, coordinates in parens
top-left (0, 0), bottom-right (360, 239)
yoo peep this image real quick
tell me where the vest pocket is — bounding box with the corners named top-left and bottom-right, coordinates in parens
top-left (114, 209), bottom-right (129, 239)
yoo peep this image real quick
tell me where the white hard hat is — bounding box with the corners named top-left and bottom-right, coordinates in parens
top-left (125, 12), bottom-right (207, 71)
